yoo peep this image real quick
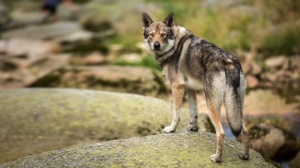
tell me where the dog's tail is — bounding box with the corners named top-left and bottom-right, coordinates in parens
top-left (224, 64), bottom-right (246, 137)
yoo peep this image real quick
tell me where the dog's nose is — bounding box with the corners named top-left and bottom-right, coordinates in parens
top-left (154, 42), bottom-right (160, 50)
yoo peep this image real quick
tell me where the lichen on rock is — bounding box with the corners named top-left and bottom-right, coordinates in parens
top-left (0, 88), bottom-right (213, 163)
top-left (0, 131), bottom-right (277, 168)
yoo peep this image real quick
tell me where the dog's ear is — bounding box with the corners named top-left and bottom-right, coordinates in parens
top-left (142, 12), bottom-right (154, 28)
top-left (163, 13), bottom-right (174, 27)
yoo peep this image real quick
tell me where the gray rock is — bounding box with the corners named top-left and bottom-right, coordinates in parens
top-left (251, 62), bottom-right (262, 75)
top-left (265, 56), bottom-right (288, 69)
top-left (0, 3), bottom-right (11, 30)
top-left (290, 56), bottom-right (300, 71)
top-left (118, 53), bottom-right (143, 63)
top-left (2, 21), bottom-right (82, 40)
top-left (290, 151), bottom-right (300, 168)
top-left (0, 89), bottom-right (213, 163)
top-left (31, 66), bottom-right (169, 96)
top-left (5, 38), bottom-right (61, 58)
top-left (0, 131), bottom-right (277, 167)
top-left (245, 122), bottom-right (300, 161)
top-left (246, 75), bottom-right (259, 88)
top-left (82, 52), bottom-right (107, 65)
top-left (261, 72), bottom-right (278, 82)
top-left (250, 124), bottom-right (286, 158)
top-left (0, 54), bottom-right (70, 88)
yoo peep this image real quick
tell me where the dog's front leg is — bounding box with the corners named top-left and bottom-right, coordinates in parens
top-left (187, 89), bottom-right (198, 131)
top-left (163, 83), bottom-right (185, 133)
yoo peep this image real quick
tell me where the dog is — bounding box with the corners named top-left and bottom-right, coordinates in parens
top-left (142, 12), bottom-right (250, 163)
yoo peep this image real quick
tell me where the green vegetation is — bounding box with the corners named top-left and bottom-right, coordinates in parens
top-left (141, 0), bottom-right (300, 57)
top-left (155, 0), bottom-right (300, 55)
top-left (260, 24), bottom-right (300, 56)
top-left (112, 54), bottom-right (162, 71)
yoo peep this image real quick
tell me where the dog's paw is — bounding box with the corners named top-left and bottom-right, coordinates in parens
top-left (210, 154), bottom-right (222, 163)
top-left (162, 126), bottom-right (175, 133)
top-left (239, 151), bottom-right (249, 160)
top-left (187, 125), bottom-right (198, 132)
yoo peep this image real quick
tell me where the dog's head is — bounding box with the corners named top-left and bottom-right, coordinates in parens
top-left (142, 12), bottom-right (175, 54)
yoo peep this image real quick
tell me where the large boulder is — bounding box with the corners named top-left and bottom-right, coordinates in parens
top-left (30, 66), bottom-right (169, 96)
top-left (0, 131), bottom-right (277, 167)
top-left (0, 54), bottom-right (70, 88)
top-left (243, 118), bottom-right (300, 161)
top-left (0, 89), bottom-right (213, 163)
top-left (1, 21), bottom-right (82, 40)
top-left (265, 56), bottom-right (288, 69)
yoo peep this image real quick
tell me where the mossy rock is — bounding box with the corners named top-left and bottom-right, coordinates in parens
top-left (0, 88), bottom-right (213, 163)
top-left (0, 131), bottom-right (277, 167)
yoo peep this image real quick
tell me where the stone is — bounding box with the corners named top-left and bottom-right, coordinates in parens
top-left (53, 30), bottom-right (94, 44)
top-left (265, 56), bottom-right (288, 69)
top-left (118, 53), bottom-right (142, 63)
top-left (249, 124), bottom-right (285, 158)
top-left (5, 38), bottom-right (61, 59)
top-left (251, 62), bottom-right (262, 75)
top-left (31, 66), bottom-right (169, 96)
top-left (0, 54), bottom-right (70, 88)
top-left (0, 131), bottom-right (276, 167)
top-left (0, 3), bottom-right (11, 31)
top-left (290, 56), bottom-right (300, 71)
top-left (2, 21), bottom-right (82, 40)
top-left (289, 151), bottom-right (300, 168)
top-left (243, 89), bottom-right (299, 116)
top-left (0, 89), bottom-right (214, 163)
top-left (0, 40), bottom-right (6, 53)
top-left (246, 75), bottom-right (259, 88)
top-left (246, 122), bottom-right (300, 161)
top-left (261, 72), bottom-right (277, 82)
top-left (82, 52), bottom-right (107, 65)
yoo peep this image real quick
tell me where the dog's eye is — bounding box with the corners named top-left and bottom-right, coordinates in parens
top-left (150, 33), bottom-right (155, 37)
top-left (161, 33), bottom-right (166, 37)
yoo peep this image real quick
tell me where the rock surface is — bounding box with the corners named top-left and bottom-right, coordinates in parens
top-left (243, 119), bottom-right (300, 161)
top-left (0, 131), bottom-right (276, 168)
top-left (2, 22), bottom-right (81, 40)
top-left (30, 66), bottom-right (169, 96)
top-left (0, 89), bottom-right (213, 163)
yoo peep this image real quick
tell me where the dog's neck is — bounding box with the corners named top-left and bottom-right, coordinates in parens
top-left (154, 25), bottom-right (193, 67)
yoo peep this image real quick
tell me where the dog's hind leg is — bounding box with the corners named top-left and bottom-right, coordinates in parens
top-left (207, 98), bottom-right (224, 163)
top-left (187, 89), bottom-right (198, 131)
top-left (239, 76), bottom-right (249, 160)
top-left (163, 83), bottom-right (185, 133)
top-left (239, 121), bottom-right (249, 160)
top-left (204, 72), bottom-right (225, 163)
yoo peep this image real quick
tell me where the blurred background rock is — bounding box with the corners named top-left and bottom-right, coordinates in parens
top-left (0, 0), bottom-right (299, 167)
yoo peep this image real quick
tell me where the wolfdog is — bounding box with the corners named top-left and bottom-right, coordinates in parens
top-left (142, 12), bottom-right (249, 162)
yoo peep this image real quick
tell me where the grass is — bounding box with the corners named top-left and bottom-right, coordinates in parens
top-left (144, 0), bottom-right (300, 57)
top-left (107, 0), bottom-right (300, 71)
top-left (260, 23), bottom-right (300, 56)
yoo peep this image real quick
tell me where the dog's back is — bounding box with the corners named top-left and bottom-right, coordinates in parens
top-left (181, 37), bottom-right (247, 136)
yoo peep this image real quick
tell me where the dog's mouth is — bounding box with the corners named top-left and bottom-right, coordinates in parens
top-left (154, 47), bottom-right (161, 51)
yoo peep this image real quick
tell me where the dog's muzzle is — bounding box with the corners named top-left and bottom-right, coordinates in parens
top-left (154, 41), bottom-right (161, 51)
